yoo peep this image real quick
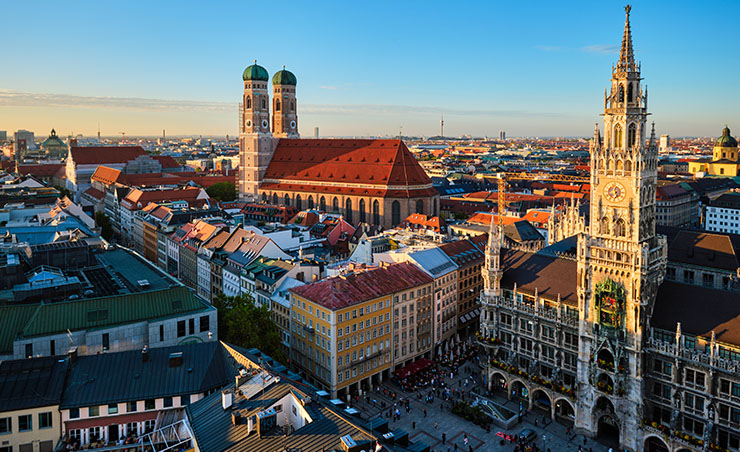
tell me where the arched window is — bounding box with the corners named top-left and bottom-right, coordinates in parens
top-left (628, 123), bottom-right (637, 148)
top-left (319, 196), bottom-right (326, 212)
top-left (391, 201), bottom-right (401, 226)
top-left (290, 102), bottom-right (295, 112)
top-left (345, 198), bottom-right (353, 223)
top-left (627, 83), bottom-right (633, 103)
top-left (246, 96), bottom-right (251, 109)
top-left (618, 85), bottom-right (625, 103)
top-left (616, 160), bottom-right (623, 171)
top-left (284, 194), bottom-right (290, 206)
top-left (261, 98), bottom-right (266, 109)
top-left (261, 193), bottom-right (267, 203)
top-left (416, 200), bottom-right (424, 214)
top-left (373, 200), bottom-right (380, 225)
top-left (272, 193), bottom-right (278, 205)
top-left (276, 99), bottom-right (281, 112)
top-left (296, 194), bottom-right (302, 210)
top-left (308, 195), bottom-right (314, 209)
top-left (614, 124), bottom-right (623, 149)
top-left (615, 218), bottom-right (626, 237)
top-left (600, 217), bottom-right (610, 235)
top-left (332, 197), bottom-right (339, 213)
top-left (359, 199), bottom-right (366, 223)
top-left (624, 160), bottom-right (632, 172)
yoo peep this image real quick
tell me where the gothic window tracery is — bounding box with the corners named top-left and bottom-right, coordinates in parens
top-left (615, 218), bottom-right (626, 237)
top-left (276, 99), bottom-right (281, 111)
top-left (627, 83), bottom-right (634, 103)
top-left (601, 217), bottom-right (610, 235)
top-left (614, 124), bottom-right (623, 149)
top-left (618, 85), bottom-right (625, 103)
top-left (628, 123), bottom-right (637, 148)
top-left (246, 96), bottom-right (251, 109)
top-left (625, 160), bottom-right (632, 172)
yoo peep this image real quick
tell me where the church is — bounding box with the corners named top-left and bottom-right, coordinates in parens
top-left (479, 6), bottom-right (740, 452)
top-left (237, 64), bottom-right (439, 229)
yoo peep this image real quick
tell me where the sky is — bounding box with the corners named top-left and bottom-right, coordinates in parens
top-left (1, 0), bottom-right (739, 139)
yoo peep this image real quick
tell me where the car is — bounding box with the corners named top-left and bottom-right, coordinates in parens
top-left (518, 428), bottom-right (536, 443)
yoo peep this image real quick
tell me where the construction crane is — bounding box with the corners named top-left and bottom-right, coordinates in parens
top-left (497, 172), bottom-right (507, 232)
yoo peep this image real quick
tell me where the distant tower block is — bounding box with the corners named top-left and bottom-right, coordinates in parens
top-left (659, 134), bottom-right (670, 152)
top-left (440, 116), bottom-right (444, 137)
top-left (163, 129), bottom-right (166, 142)
top-left (314, 127), bottom-right (319, 139)
top-left (499, 130), bottom-right (506, 141)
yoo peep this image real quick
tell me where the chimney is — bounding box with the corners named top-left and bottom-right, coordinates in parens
top-left (231, 411), bottom-right (241, 424)
top-left (141, 345), bottom-right (149, 362)
top-left (168, 351), bottom-right (183, 367)
top-left (222, 390), bottom-right (233, 410)
top-left (67, 347), bottom-right (78, 364)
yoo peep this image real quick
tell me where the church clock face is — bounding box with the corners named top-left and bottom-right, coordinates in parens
top-left (604, 182), bottom-right (626, 203)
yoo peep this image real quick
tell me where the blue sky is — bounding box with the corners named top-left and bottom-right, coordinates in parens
top-left (1, 1), bottom-right (738, 138)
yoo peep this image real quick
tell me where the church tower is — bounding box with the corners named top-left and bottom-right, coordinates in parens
top-left (239, 61), bottom-right (276, 201)
top-left (575, 6), bottom-right (667, 450)
top-left (271, 67), bottom-right (299, 138)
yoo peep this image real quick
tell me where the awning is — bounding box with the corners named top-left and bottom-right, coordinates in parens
top-left (393, 358), bottom-right (435, 379)
top-left (65, 411), bottom-right (157, 430)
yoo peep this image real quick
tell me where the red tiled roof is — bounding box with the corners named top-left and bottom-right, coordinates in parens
top-left (290, 262), bottom-right (433, 310)
top-left (260, 182), bottom-right (437, 199)
top-left (501, 249), bottom-right (577, 306)
top-left (82, 187), bottom-right (105, 201)
top-left (467, 212), bottom-right (523, 226)
top-left (91, 166), bottom-right (123, 185)
top-left (70, 146), bottom-right (146, 165)
top-left (17, 163), bottom-right (65, 177)
top-left (121, 187), bottom-right (206, 210)
top-left (522, 210), bottom-right (552, 226)
top-left (264, 139), bottom-right (432, 188)
top-left (151, 155), bottom-right (181, 169)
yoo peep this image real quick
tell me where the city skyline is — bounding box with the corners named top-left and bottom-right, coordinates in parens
top-left (2, 1), bottom-right (739, 138)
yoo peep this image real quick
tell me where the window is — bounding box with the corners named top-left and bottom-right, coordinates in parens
top-left (177, 320), bottom-right (186, 337)
top-left (126, 422), bottom-right (139, 436)
top-left (50, 339), bottom-right (55, 356)
top-left (144, 420), bottom-right (155, 434)
top-left (159, 324), bottom-right (164, 342)
top-left (102, 333), bottom-right (110, 351)
top-left (145, 399), bottom-right (156, 410)
top-left (89, 406), bottom-right (99, 417)
top-left (0, 417), bottom-right (10, 434)
top-left (69, 408), bottom-right (80, 419)
top-left (25, 343), bottom-right (33, 358)
top-left (200, 315), bottom-right (209, 332)
top-left (163, 397), bottom-right (173, 408)
top-left (39, 412), bottom-right (52, 429)
top-left (189, 318), bottom-right (195, 335)
top-left (18, 414), bottom-right (31, 432)
top-left (653, 358), bottom-right (672, 376)
top-left (108, 404), bottom-right (118, 415)
top-left (127, 401), bottom-right (137, 413)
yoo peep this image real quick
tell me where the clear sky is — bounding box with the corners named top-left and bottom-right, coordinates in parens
top-left (1, 1), bottom-right (738, 138)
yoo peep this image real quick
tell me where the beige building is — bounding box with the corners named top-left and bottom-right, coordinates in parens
top-left (0, 356), bottom-right (67, 452)
top-left (688, 126), bottom-right (739, 177)
top-left (289, 263), bottom-right (433, 399)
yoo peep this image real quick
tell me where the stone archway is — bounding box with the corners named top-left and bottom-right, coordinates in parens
top-left (596, 414), bottom-right (620, 448)
top-left (644, 435), bottom-right (670, 452)
top-left (490, 371), bottom-right (507, 392)
top-left (531, 389), bottom-right (551, 415)
top-left (509, 379), bottom-right (529, 404)
top-left (554, 397), bottom-right (575, 425)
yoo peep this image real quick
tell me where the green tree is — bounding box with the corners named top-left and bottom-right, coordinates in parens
top-left (206, 182), bottom-right (236, 202)
top-left (53, 185), bottom-right (72, 199)
top-left (212, 293), bottom-right (286, 363)
top-left (95, 211), bottom-right (114, 241)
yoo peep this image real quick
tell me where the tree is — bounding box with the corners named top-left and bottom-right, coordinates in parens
top-left (95, 211), bottom-right (114, 240)
top-left (212, 293), bottom-right (286, 363)
top-left (206, 182), bottom-right (236, 202)
top-left (53, 185), bottom-right (72, 199)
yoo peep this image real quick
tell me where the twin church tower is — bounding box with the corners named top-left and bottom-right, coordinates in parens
top-left (238, 63), bottom-right (299, 201)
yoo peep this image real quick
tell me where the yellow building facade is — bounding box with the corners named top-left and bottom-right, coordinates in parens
top-left (290, 263), bottom-right (433, 398)
top-left (689, 126), bottom-right (739, 177)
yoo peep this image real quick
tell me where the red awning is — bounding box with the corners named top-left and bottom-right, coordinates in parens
top-left (393, 358), bottom-right (435, 379)
top-left (65, 411), bottom-right (157, 430)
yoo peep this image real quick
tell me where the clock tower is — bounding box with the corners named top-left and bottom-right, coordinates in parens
top-left (574, 6), bottom-right (667, 450)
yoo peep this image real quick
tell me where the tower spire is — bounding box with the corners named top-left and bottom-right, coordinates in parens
top-left (618, 5), bottom-right (635, 70)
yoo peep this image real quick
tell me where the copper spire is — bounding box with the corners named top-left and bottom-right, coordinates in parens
top-left (618, 5), bottom-right (635, 70)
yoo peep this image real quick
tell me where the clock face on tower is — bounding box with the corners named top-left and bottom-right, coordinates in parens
top-left (604, 182), bottom-right (626, 203)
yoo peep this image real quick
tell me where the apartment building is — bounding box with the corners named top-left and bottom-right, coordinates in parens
top-left (289, 262), bottom-right (432, 399)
